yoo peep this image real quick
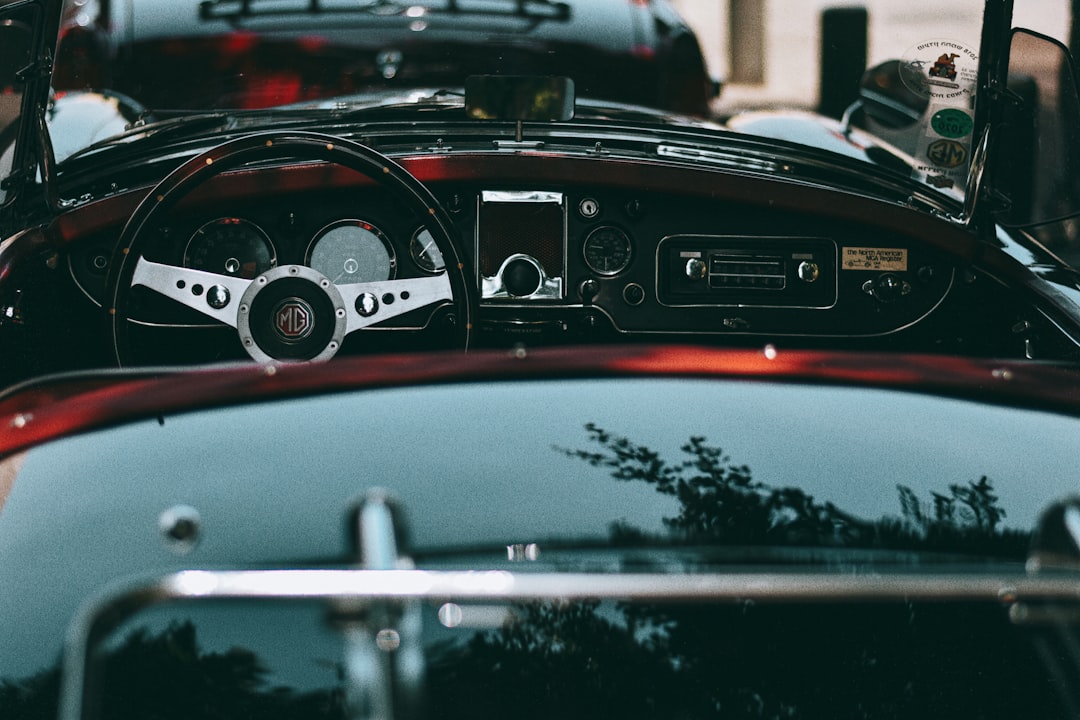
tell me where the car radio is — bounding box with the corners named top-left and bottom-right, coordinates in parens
top-left (658, 235), bottom-right (837, 308)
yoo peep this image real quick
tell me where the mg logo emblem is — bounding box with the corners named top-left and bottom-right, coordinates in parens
top-left (273, 298), bottom-right (314, 342)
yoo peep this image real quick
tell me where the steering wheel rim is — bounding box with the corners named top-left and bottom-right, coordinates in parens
top-left (106, 131), bottom-right (475, 366)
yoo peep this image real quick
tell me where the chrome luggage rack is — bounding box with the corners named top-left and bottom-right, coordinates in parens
top-left (59, 494), bottom-right (1080, 720)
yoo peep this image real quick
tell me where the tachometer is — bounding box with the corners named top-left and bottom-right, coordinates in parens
top-left (184, 217), bottom-right (276, 278)
top-left (583, 225), bottom-right (632, 276)
top-left (307, 220), bottom-right (396, 284)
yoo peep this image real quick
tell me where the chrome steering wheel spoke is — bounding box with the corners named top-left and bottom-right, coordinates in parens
top-left (130, 257), bottom-right (251, 328)
top-left (339, 275), bottom-right (452, 333)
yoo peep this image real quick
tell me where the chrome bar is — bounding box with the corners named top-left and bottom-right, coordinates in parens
top-left (348, 491), bottom-right (410, 720)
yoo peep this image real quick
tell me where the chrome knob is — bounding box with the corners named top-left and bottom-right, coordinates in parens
top-left (685, 257), bottom-right (707, 280)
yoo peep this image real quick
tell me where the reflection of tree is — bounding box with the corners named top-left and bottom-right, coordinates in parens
top-left (0, 427), bottom-right (1045, 720)
top-left (0, 664), bottom-right (60, 720)
top-left (428, 600), bottom-right (684, 720)
top-left (423, 426), bottom-right (1061, 719)
top-left (559, 422), bottom-right (1028, 557)
top-left (893, 476), bottom-right (1028, 556)
top-left (428, 595), bottom-right (1066, 719)
top-left (0, 622), bottom-right (343, 720)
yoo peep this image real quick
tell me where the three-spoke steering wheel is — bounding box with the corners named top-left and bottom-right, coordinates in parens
top-left (107, 132), bottom-right (475, 366)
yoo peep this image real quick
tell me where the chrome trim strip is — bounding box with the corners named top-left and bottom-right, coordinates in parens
top-left (480, 190), bottom-right (564, 204)
top-left (656, 144), bottom-right (782, 173)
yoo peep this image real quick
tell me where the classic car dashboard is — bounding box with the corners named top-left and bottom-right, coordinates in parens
top-left (15, 150), bottom-right (1080, 371)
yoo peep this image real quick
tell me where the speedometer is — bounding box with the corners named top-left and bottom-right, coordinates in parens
top-left (184, 218), bottom-right (276, 279)
top-left (306, 220), bottom-right (396, 284)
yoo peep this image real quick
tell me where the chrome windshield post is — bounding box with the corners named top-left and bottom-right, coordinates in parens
top-left (341, 490), bottom-right (422, 720)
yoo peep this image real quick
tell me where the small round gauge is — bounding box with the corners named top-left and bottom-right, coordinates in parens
top-left (410, 227), bottom-right (446, 274)
top-left (307, 220), bottom-right (396, 284)
top-left (583, 225), bottom-right (632, 276)
top-left (184, 217), bottom-right (276, 278)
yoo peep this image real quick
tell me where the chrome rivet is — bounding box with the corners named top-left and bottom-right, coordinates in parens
top-left (159, 505), bottom-right (201, 554)
top-left (438, 603), bottom-right (464, 628)
top-left (375, 629), bottom-right (401, 652)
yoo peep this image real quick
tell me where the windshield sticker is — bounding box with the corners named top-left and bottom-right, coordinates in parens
top-left (899, 40), bottom-right (979, 101)
top-left (925, 139), bottom-right (968, 169)
top-left (913, 102), bottom-right (974, 187)
top-left (930, 108), bottom-right (973, 139)
top-left (841, 247), bottom-right (908, 271)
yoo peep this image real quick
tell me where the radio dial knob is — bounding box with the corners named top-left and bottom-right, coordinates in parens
top-left (797, 261), bottom-right (820, 283)
top-left (685, 258), bottom-right (707, 281)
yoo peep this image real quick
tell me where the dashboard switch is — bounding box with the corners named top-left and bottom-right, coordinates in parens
top-left (864, 273), bottom-right (911, 303)
top-left (580, 278), bottom-right (600, 302)
top-left (623, 283), bottom-right (646, 306)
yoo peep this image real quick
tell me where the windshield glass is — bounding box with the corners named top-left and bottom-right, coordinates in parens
top-left (40, 2), bottom-right (1077, 207)
top-left (6, 375), bottom-right (1080, 719)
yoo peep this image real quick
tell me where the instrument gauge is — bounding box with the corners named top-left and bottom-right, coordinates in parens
top-left (307, 220), bottom-right (396, 284)
top-left (410, 227), bottom-right (446, 274)
top-left (184, 217), bottom-right (276, 279)
top-left (583, 226), bottom-right (632, 276)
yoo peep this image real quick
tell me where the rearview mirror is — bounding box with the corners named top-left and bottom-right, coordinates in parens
top-left (859, 60), bottom-right (929, 130)
top-left (465, 76), bottom-right (575, 122)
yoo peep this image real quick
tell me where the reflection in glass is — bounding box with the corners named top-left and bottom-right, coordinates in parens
top-left (4, 594), bottom-right (1077, 720)
top-left (557, 423), bottom-right (1028, 557)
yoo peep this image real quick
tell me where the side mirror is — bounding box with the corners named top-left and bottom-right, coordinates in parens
top-left (991, 29), bottom-right (1080, 228)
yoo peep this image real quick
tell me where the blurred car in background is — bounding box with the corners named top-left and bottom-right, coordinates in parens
top-left (54, 0), bottom-right (716, 114)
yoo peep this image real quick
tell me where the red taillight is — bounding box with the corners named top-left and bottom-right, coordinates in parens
top-left (298, 35), bottom-right (328, 52)
top-left (222, 30), bottom-right (258, 55)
